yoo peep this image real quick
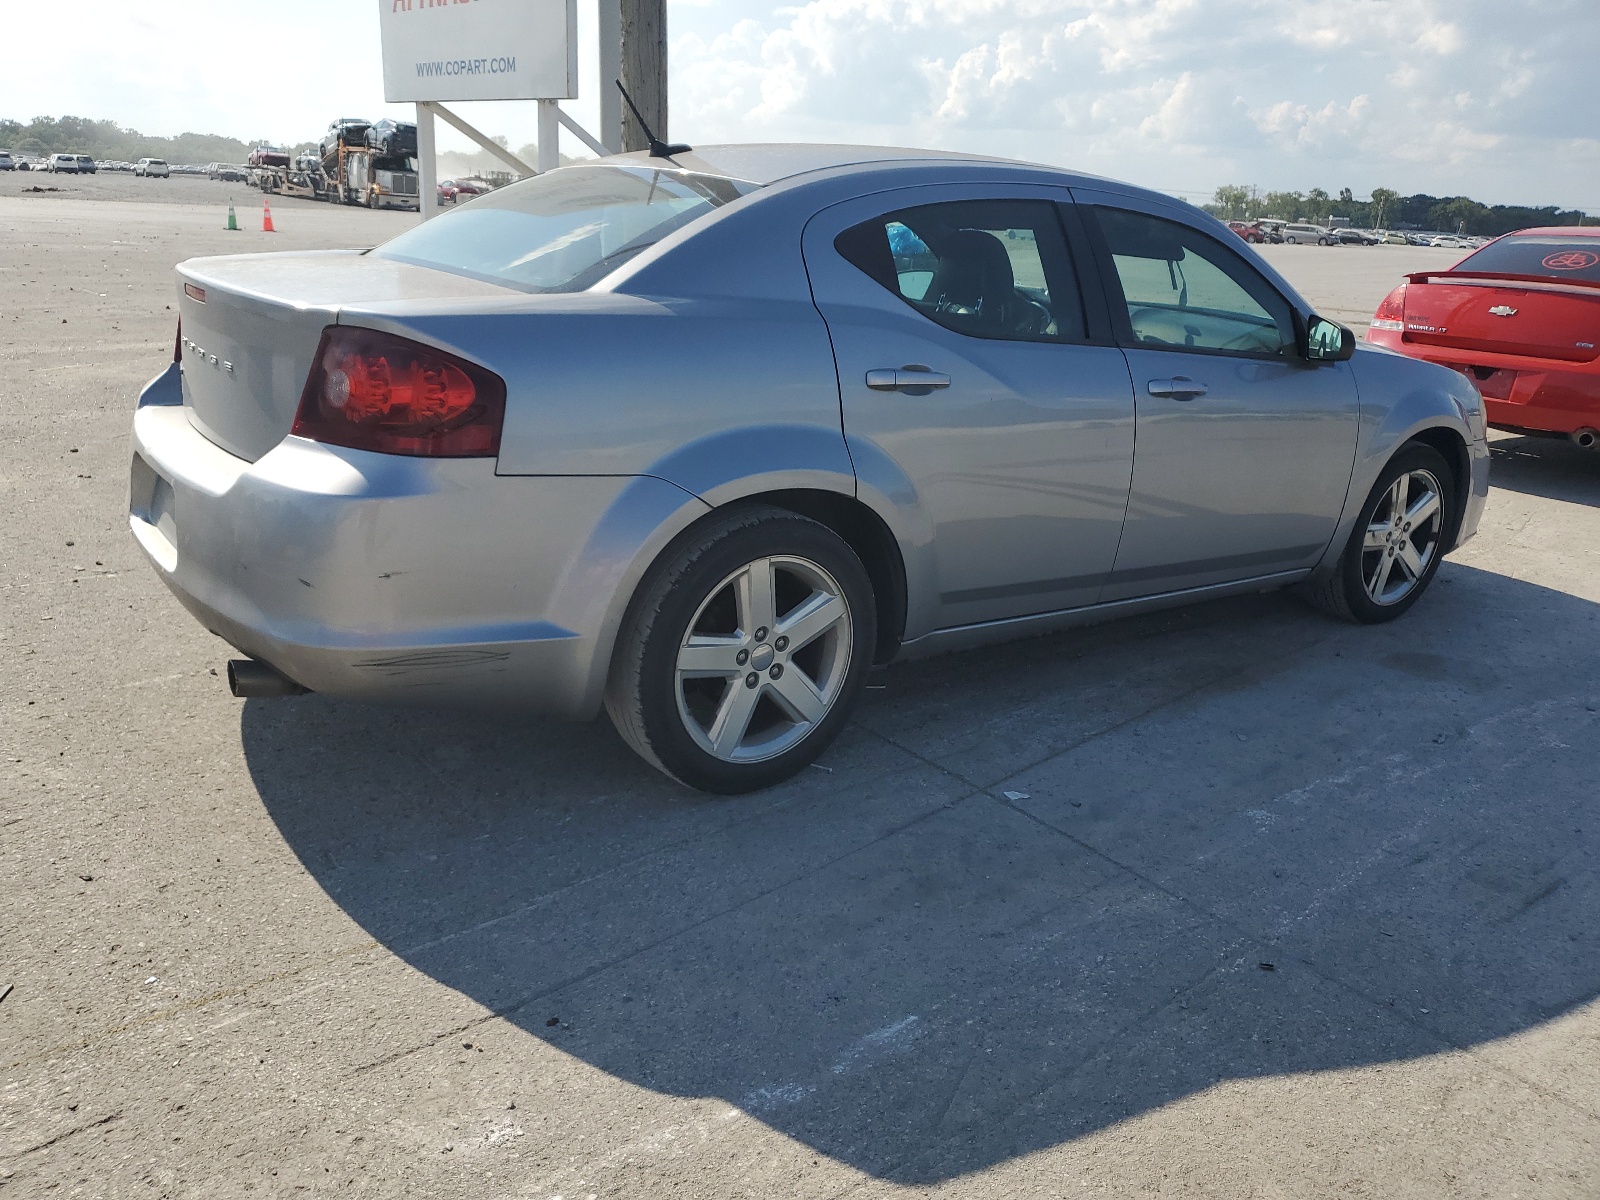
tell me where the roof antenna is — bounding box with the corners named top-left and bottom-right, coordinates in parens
top-left (615, 80), bottom-right (691, 158)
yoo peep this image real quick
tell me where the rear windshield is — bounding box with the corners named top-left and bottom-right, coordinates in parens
top-left (1456, 234), bottom-right (1600, 283)
top-left (374, 164), bottom-right (757, 293)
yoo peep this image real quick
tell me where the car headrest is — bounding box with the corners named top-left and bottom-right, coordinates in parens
top-left (928, 228), bottom-right (1016, 314)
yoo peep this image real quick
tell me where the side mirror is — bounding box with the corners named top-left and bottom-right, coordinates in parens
top-left (1303, 315), bottom-right (1355, 362)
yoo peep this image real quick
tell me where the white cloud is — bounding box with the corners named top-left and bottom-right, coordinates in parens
top-left (671, 0), bottom-right (1599, 210)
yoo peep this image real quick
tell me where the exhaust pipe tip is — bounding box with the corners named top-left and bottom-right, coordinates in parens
top-left (1571, 427), bottom-right (1599, 450)
top-left (226, 658), bottom-right (310, 699)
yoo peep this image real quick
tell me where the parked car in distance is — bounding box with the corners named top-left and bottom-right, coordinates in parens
top-left (1257, 220), bottom-right (1285, 243)
top-left (1430, 235), bottom-right (1470, 249)
top-left (0, 150), bottom-right (13, 171)
top-left (1225, 219), bottom-right (1266, 244)
top-left (1281, 222), bottom-right (1333, 245)
top-left (1334, 228), bottom-right (1377, 246)
top-left (75, 154), bottom-right (97, 174)
top-left (131, 144), bottom-right (1488, 792)
top-left (437, 177), bottom-right (489, 204)
top-left (1378, 231), bottom-right (1409, 245)
top-left (1366, 227), bottom-right (1600, 446)
top-left (135, 158), bottom-right (170, 178)
top-left (46, 153), bottom-right (82, 172)
top-left (211, 164), bottom-right (248, 182)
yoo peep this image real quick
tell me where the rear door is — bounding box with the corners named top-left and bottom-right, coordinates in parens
top-left (803, 185), bottom-right (1136, 634)
top-left (1073, 191), bottom-right (1360, 601)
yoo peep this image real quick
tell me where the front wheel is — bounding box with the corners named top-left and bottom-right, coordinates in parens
top-left (1304, 443), bottom-right (1456, 623)
top-left (606, 506), bottom-right (876, 793)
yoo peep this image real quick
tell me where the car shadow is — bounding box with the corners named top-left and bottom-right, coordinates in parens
top-left (1489, 433), bottom-right (1600, 507)
top-left (241, 562), bottom-right (1599, 1184)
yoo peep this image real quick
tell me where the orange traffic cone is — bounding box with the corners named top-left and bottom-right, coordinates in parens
top-left (262, 197), bottom-right (276, 233)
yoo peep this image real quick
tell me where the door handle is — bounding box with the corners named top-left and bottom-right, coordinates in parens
top-left (1147, 376), bottom-right (1208, 400)
top-left (866, 366), bottom-right (952, 393)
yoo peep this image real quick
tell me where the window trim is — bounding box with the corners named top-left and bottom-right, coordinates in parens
top-left (832, 197), bottom-right (1101, 348)
top-left (1079, 203), bottom-right (1303, 363)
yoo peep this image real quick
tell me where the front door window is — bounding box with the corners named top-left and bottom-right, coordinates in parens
top-left (1094, 207), bottom-right (1294, 357)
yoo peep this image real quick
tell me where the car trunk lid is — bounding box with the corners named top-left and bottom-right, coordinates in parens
top-left (176, 249), bottom-right (519, 461)
top-left (1399, 271), bottom-right (1600, 365)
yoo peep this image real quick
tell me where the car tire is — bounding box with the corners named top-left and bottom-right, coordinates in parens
top-left (1303, 442), bottom-right (1457, 624)
top-left (606, 504), bottom-right (876, 794)
top-left (1285, 236), bottom-right (1298, 244)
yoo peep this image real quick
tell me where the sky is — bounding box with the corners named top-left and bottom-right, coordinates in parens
top-left (3, 0), bottom-right (1595, 212)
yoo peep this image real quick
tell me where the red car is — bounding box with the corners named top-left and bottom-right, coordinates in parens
top-left (248, 145), bottom-right (290, 169)
top-left (436, 178), bottom-right (489, 205)
top-left (1226, 219), bottom-right (1266, 244)
top-left (1365, 227), bottom-right (1600, 446)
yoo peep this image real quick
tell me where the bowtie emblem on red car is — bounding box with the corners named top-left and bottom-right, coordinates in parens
top-left (1487, 305), bottom-right (1517, 317)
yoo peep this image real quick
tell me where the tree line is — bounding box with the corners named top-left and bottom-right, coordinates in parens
top-left (1206, 184), bottom-right (1588, 236)
top-left (0, 116), bottom-right (261, 165)
top-left (0, 114), bottom-right (568, 175)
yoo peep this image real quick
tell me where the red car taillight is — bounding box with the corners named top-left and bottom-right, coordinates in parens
top-left (291, 326), bottom-right (506, 457)
top-left (1370, 283), bottom-right (1407, 332)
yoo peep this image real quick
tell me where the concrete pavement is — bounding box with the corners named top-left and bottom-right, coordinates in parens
top-left (2, 190), bottom-right (1597, 1198)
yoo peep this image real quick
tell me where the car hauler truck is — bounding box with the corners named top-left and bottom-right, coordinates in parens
top-left (320, 118), bottom-right (420, 211)
top-left (332, 146), bottom-right (420, 210)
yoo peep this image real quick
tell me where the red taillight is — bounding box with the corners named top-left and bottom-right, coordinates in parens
top-left (1370, 283), bottom-right (1407, 332)
top-left (291, 326), bottom-right (506, 457)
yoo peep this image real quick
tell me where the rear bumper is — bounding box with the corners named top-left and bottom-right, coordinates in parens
top-left (1365, 329), bottom-right (1600, 434)
top-left (128, 364), bottom-right (681, 718)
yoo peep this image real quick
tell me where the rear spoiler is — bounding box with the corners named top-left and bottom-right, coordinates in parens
top-left (1406, 270), bottom-right (1600, 297)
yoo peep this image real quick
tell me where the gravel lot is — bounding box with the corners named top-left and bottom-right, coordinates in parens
top-left (2, 189), bottom-right (1597, 1199)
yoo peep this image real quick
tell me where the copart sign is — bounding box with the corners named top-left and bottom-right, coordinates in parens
top-left (380, 0), bottom-right (577, 102)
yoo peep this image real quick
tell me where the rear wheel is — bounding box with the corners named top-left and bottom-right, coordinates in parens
top-left (1304, 443), bottom-right (1455, 623)
top-left (606, 506), bottom-right (875, 793)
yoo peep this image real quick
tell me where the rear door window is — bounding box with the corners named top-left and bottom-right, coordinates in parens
top-left (834, 199), bottom-right (1088, 342)
top-left (1090, 207), bottom-right (1295, 357)
top-left (1454, 235), bottom-right (1600, 282)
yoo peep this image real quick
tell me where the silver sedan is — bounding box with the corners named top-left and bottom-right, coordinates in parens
top-left (129, 144), bottom-right (1489, 792)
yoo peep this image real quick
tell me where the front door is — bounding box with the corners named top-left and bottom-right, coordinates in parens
top-left (1073, 193), bottom-right (1361, 602)
top-left (802, 187), bottom-right (1136, 634)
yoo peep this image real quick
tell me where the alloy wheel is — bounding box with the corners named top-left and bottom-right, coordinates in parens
top-left (1361, 468), bottom-right (1444, 605)
top-left (674, 555), bottom-right (854, 763)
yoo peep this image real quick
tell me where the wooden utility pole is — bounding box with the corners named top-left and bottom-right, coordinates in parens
top-left (619, 0), bottom-right (667, 152)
